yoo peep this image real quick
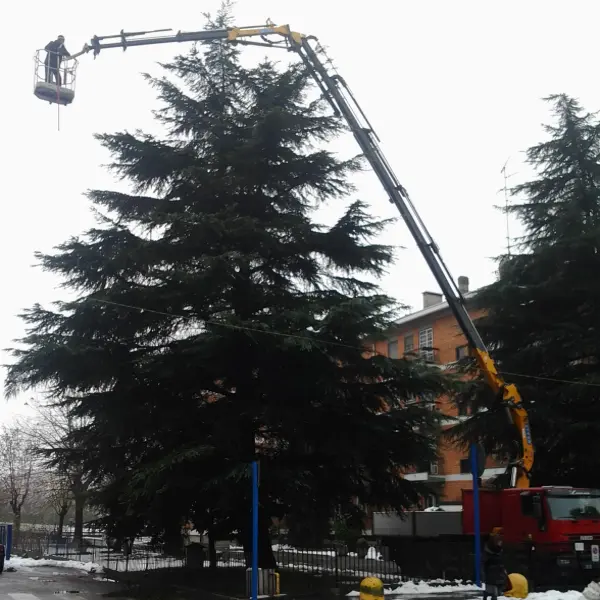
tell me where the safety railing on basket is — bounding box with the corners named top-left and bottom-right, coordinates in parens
top-left (33, 50), bottom-right (78, 96)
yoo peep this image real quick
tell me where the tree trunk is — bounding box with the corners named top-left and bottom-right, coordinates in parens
top-left (208, 527), bottom-right (217, 570)
top-left (73, 495), bottom-right (85, 547)
top-left (164, 525), bottom-right (184, 557)
top-left (58, 509), bottom-right (68, 537)
top-left (13, 511), bottom-right (21, 547)
top-left (240, 510), bottom-right (277, 569)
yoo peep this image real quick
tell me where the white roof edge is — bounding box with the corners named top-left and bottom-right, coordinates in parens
top-left (393, 290), bottom-right (479, 328)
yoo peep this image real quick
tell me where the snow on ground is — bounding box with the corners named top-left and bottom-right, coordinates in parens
top-left (271, 544), bottom-right (336, 556)
top-left (347, 580), bottom-right (585, 598)
top-left (366, 546), bottom-right (382, 560)
top-left (108, 557), bottom-right (185, 571)
top-left (347, 580), bottom-right (479, 596)
top-left (8, 556), bottom-right (102, 573)
top-left (517, 594), bottom-right (582, 600)
top-left (388, 580), bottom-right (480, 595)
top-left (10, 546), bottom-right (584, 600)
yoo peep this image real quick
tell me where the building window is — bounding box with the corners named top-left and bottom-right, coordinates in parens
top-left (404, 334), bottom-right (414, 353)
top-left (418, 327), bottom-right (434, 361)
top-left (456, 345), bottom-right (469, 361)
top-left (460, 458), bottom-right (471, 474)
top-left (388, 340), bottom-right (398, 359)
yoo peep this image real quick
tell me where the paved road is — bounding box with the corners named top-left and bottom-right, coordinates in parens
top-left (0, 562), bottom-right (124, 600)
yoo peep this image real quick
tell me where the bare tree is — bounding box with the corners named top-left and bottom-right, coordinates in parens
top-left (44, 473), bottom-right (72, 537)
top-left (0, 426), bottom-right (34, 543)
top-left (20, 400), bottom-right (92, 546)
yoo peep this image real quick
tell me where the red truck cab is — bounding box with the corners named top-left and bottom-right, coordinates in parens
top-left (463, 486), bottom-right (600, 577)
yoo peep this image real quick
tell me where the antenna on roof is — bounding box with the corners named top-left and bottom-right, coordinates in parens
top-left (500, 158), bottom-right (515, 256)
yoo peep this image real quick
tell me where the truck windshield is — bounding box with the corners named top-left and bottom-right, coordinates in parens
top-left (547, 494), bottom-right (600, 520)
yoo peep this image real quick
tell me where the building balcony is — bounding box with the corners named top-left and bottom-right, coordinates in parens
top-left (404, 471), bottom-right (445, 483)
top-left (404, 461), bottom-right (445, 483)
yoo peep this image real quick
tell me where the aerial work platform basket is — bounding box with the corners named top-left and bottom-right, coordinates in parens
top-left (33, 49), bottom-right (78, 106)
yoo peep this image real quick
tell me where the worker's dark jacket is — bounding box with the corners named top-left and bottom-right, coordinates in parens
top-left (44, 40), bottom-right (70, 67)
top-left (483, 543), bottom-right (505, 586)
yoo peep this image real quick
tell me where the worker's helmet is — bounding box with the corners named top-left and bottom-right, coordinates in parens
top-left (489, 527), bottom-right (504, 547)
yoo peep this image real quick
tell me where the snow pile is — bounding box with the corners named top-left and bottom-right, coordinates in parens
top-left (8, 556), bottom-right (102, 573)
top-left (271, 544), bottom-right (336, 556)
top-left (347, 582), bottom-right (585, 599)
top-left (389, 580), bottom-right (480, 594)
top-left (272, 544), bottom-right (295, 552)
top-left (346, 580), bottom-right (480, 596)
top-left (583, 580), bottom-right (600, 600)
top-left (366, 547), bottom-right (382, 560)
top-left (106, 557), bottom-right (184, 572)
top-left (523, 593), bottom-right (583, 600)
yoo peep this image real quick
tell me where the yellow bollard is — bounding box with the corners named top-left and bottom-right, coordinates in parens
top-left (360, 577), bottom-right (384, 600)
top-left (275, 572), bottom-right (280, 596)
top-left (504, 573), bottom-right (528, 599)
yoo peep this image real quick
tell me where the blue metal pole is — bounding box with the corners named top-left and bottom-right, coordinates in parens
top-left (251, 461), bottom-right (259, 600)
top-left (470, 444), bottom-right (482, 587)
top-left (6, 524), bottom-right (12, 561)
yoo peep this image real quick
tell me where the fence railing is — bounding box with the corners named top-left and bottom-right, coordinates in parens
top-left (384, 537), bottom-right (600, 590)
top-left (8, 529), bottom-right (599, 593)
top-left (10, 531), bottom-right (401, 584)
top-left (12, 531), bottom-right (185, 573)
top-left (212, 544), bottom-right (401, 583)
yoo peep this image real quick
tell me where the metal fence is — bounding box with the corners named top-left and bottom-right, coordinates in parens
top-left (12, 530), bottom-right (185, 573)
top-left (384, 537), bottom-right (600, 590)
top-left (9, 530), bottom-right (598, 593)
top-left (10, 531), bottom-right (401, 586)
top-left (212, 543), bottom-right (401, 583)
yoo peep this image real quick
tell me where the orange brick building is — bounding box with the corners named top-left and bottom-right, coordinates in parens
top-left (373, 276), bottom-right (505, 510)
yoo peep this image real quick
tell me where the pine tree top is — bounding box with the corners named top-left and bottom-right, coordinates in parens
top-left (511, 94), bottom-right (600, 251)
top-left (6, 3), bottom-right (452, 541)
top-left (449, 94), bottom-right (600, 488)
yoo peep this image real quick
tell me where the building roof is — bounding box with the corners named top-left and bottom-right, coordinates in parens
top-left (393, 290), bottom-right (478, 328)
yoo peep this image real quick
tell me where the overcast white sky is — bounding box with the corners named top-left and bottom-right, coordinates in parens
top-left (2, 0), bottom-right (600, 419)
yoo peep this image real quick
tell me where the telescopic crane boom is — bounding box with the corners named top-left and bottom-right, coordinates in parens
top-left (86, 21), bottom-right (534, 488)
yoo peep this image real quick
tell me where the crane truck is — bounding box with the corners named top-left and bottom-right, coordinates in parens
top-left (36, 20), bottom-right (600, 588)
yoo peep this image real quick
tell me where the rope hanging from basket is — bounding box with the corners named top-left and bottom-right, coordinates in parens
top-left (56, 75), bottom-right (61, 132)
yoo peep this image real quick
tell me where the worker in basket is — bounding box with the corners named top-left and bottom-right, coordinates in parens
top-left (482, 529), bottom-right (508, 600)
top-left (44, 35), bottom-right (89, 86)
